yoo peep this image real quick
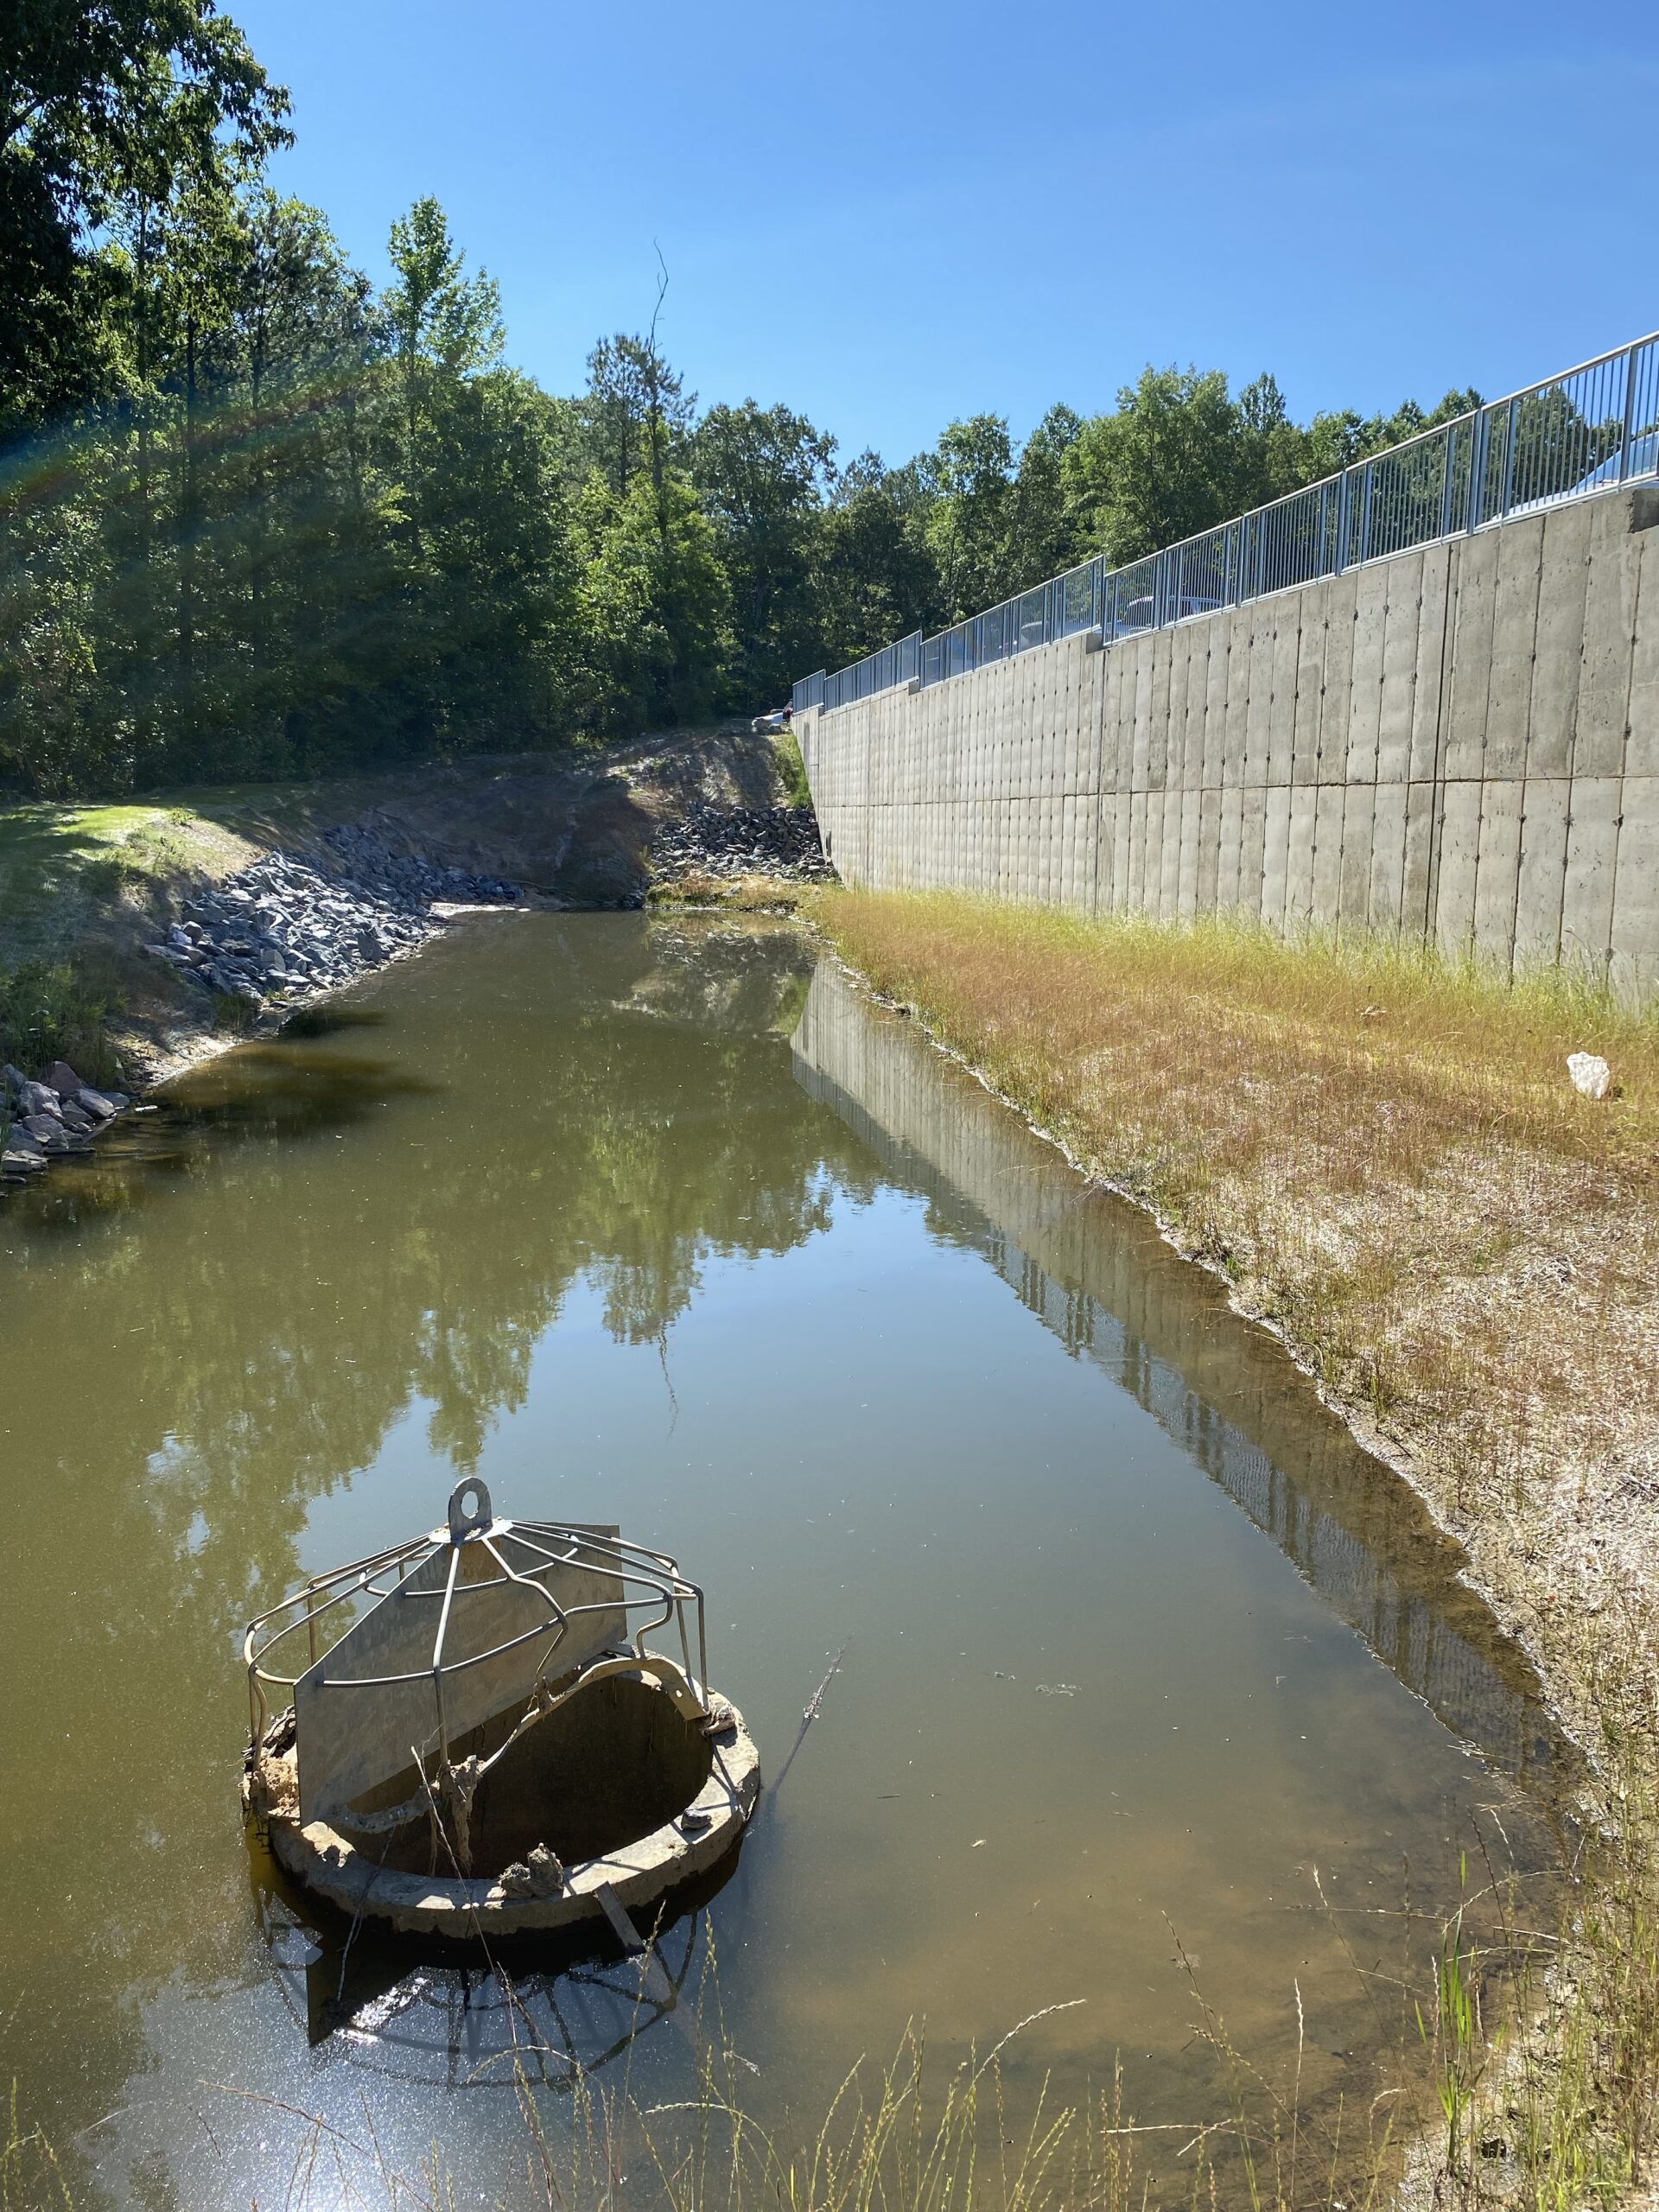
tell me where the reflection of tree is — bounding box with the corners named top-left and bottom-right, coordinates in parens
top-left (0, 916), bottom-right (872, 2194)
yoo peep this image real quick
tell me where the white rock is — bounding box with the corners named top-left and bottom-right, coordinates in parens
top-left (1567, 1052), bottom-right (1611, 1100)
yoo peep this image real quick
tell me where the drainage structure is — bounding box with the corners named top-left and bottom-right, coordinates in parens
top-left (243, 1483), bottom-right (760, 1939)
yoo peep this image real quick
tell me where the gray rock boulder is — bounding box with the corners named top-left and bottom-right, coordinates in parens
top-left (77, 1090), bottom-right (119, 1120)
top-left (44, 1061), bottom-right (85, 1098)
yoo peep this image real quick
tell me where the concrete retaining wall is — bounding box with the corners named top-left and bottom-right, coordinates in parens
top-left (800, 486), bottom-right (1659, 995)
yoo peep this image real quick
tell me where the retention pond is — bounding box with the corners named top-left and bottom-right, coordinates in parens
top-left (0, 912), bottom-right (1567, 2207)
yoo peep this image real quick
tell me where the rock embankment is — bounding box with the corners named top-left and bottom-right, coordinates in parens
top-left (145, 827), bottom-right (520, 1006)
top-left (2, 827), bottom-right (520, 1189)
top-left (3, 1059), bottom-right (134, 1179)
top-left (649, 801), bottom-right (833, 885)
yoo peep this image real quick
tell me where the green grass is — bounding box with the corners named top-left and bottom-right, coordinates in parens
top-left (773, 728), bottom-right (813, 810)
top-left (0, 957), bottom-right (124, 1088)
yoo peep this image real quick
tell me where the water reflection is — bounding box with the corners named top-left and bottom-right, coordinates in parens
top-left (0, 916), bottom-right (1567, 2210)
top-left (257, 1864), bottom-right (716, 2087)
top-left (790, 962), bottom-right (1565, 1789)
top-left (0, 917), bottom-right (856, 2199)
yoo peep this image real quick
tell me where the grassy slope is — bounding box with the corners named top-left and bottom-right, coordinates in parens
top-left (813, 886), bottom-right (1659, 2205)
top-left (0, 780), bottom-right (423, 1083)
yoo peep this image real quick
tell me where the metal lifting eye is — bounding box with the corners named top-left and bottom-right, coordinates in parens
top-left (448, 1478), bottom-right (493, 1541)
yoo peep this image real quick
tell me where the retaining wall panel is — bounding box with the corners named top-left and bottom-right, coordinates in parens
top-left (1409, 543), bottom-right (1452, 783)
top-left (1445, 531), bottom-right (1499, 780)
top-left (1293, 597), bottom-right (1325, 785)
top-left (1402, 782), bottom-right (1438, 936)
top-left (1311, 782), bottom-right (1344, 925)
top-left (1197, 787), bottom-right (1222, 911)
top-left (1576, 499), bottom-right (1640, 778)
top-left (1527, 501), bottom-right (1592, 777)
top-left (1471, 780), bottom-right (1524, 969)
top-left (1368, 782), bottom-right (1408, 932)
top-left (1203, 624), bottom-right (1230, 789)
top-left (1285, 785), bottom-right (1318, 926)
top-left (1262, 783), bottom-right (1292, 928)
top-left (1346, 568), bottom-right (1389, 783)
top-left (1268, 611), bottom-right (1300, 786)
top-left (1223, 610), bottom-right (1252, 786)
top-left (1240, 785), bottom-right (1268, 919)
top-left (1178, 785), bottom-right (1203, 916)
top-left (1376, 556), bottom-right (1422, 786)
top-left (1560, 776), bottom-right (1622, 968)
top-left (1218, 784), bottom-right (1245, 911)
top-left (1244, 616), bottom-right (1274, 787)
top-left (1513, 779), bottom-right (1570, 965)
top-left (1627, 530), bottom-right (1659, 778)
top-left (1338, 785), bottom-right (1376, 931)
top-left (1434, 781), bottom-right (1483, 951)
top-left (1322, 573), bottom-right (1360, 773)
top-left (1611, 774), bottom-right (1659, 1000)
top-left (1166, 633), bottom-right (1191, 794)
top-left (1484, 518), bottom-right (1544, 779)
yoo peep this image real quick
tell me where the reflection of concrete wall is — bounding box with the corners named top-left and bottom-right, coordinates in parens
top-left (800, 490), bottom-right (1659, 998)
top-left (791, 963), bottom-right (1563, 1785)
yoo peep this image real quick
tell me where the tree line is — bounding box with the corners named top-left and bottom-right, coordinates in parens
top-left (2, 4), bottom-right (1483, 798)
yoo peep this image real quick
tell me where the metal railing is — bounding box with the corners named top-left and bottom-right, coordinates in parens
top-left (792, 328), bottom-right (1659, 718)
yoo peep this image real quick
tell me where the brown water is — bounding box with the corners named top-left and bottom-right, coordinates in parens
top-left (0, 913), bottom-right (1566, 2208)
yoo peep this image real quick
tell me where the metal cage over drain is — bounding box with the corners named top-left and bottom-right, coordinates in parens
top-left (245, 1478), bottom-right (714, 1845)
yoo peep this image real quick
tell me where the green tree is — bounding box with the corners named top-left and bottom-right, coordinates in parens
top-left (577, 331), bottom-right (693, 504)
top-left (925, 413), bottom-right (1017, 619)
top-left (1004, 404), bottom-right (1085, 588)
top-left (0, 0), bottom-right (289, 434)
top-left (693, 398), bottom-right (834, 707)
top-left (1065, 365), bottom-right (1243, 566)
top-left (816, 456), bottom-right (942, 668)
top-left (575, 464), bottom-right (728, 732)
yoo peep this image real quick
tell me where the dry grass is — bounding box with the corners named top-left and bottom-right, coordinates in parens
top-left (3, 1994), bottom-right (1425, 2212)
top-left (811, 887), bottom-right (1659, 2207)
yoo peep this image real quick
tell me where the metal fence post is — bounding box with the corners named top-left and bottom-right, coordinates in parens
top-left (1437, 423), bottom-right (1458, 541)
top-left (1358, 460), bottom-right (1376, 566)
top-left (1335, 467), bottom-right (1352, 572)
top-left (1501, 397), bottom-right (1519, 519)
top-left (1618, 339), bottom-right (1638, 485)
top-left (1465, 408), bottom-right (1488, 533)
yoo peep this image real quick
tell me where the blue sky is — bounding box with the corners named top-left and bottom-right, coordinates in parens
top-left (235, 0), bottom-right (1658, 468)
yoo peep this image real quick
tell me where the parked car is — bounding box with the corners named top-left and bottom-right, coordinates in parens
top-left (751, 707), bottom-right (791, 734)
top-left (1116, 591), bottom-right (1225, 632)
top-left (1506, 429), bottom-right (1658, 518)
top-left (1567, 428), bottom-right (1658, 494)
